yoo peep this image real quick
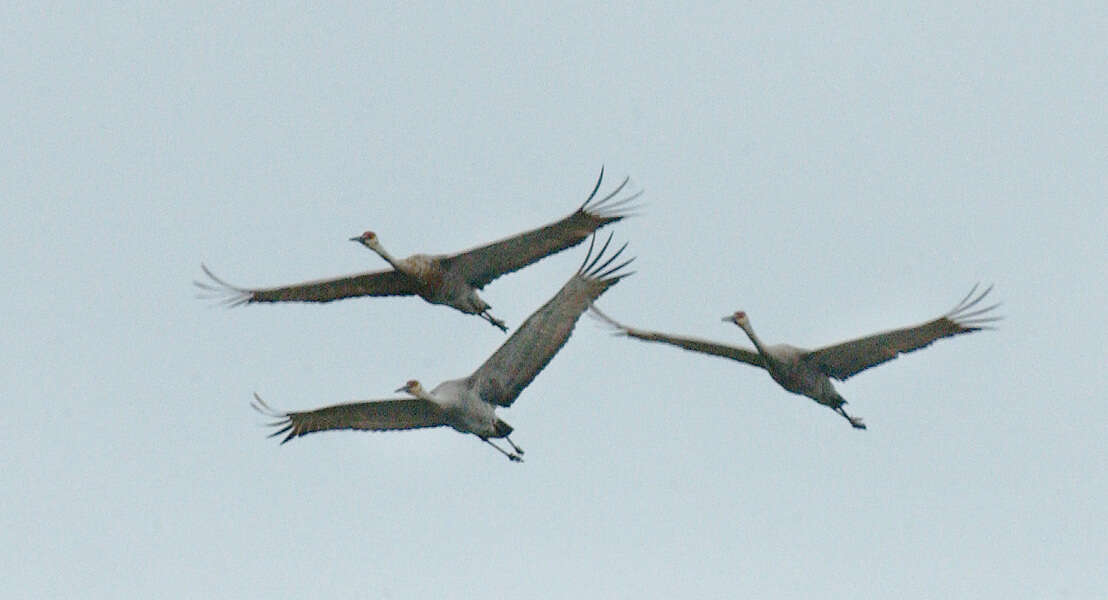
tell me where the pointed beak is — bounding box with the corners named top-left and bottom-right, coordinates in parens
top-left (350, 236), bottom-right (362, 242)
top-left (721, 315), bottom-right (733, 322)
top-left (394, 385), bottom-right (407, 393)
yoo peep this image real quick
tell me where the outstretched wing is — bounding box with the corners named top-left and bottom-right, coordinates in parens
top-left (467, 234), bottom-right (634, 407)
top-left (252, 394), bottom-right (447, 444)
top-left (589, 305), bottom-right (765, 368)
top-left (196, 264), bottom-right (416, 306)
top-left (804, 284), bottom-right (1001, 381)
top-left (440, 167), bottom-right (642, 289)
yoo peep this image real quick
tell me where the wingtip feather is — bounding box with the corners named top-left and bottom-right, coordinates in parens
top-left (946, 284), bottom-right (1002, 328)
top-left (588, 304), bottom-right (633, 336)
top-left (578, 165), bottom-right (606, 209)
top-left (196, 264), bottom-right (253, 307)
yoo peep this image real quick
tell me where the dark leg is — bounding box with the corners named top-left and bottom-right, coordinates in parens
top-left (482, 437), bottom-right (523, 462)
top-left (504, 435), bottom-right (524, 455)
top-left (835, 406), bottom-right (867, 430)
top-left (481, 310), bottom-right (508, 333)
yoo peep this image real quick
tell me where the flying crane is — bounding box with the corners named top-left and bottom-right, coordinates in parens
top-left (197, 168), bottom-right (639, 331)
top-left (254, 234), bottom-right (634, 461)
top-left (592, 285), bottom-right (1000, 428)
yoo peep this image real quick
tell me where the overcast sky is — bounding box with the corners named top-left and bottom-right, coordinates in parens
top-left (3, 3), bottom-right (1105, 598)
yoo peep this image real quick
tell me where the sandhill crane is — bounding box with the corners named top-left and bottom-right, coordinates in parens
top-left (252, 234), bottom-right (634, 462)
top-left (592, 285), bottom-right (999, 429)
top-left (197, 168), bottom-right (640, 332)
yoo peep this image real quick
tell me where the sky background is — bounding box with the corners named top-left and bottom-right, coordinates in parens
top-left (3, 3), bottom-right (1106, 598)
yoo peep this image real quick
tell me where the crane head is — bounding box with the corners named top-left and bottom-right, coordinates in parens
top-left (395, 379), bottom-right (423, 396)
top-left (722, 310), bottom-right (749, 327)
top-left (349, 230), bottom-right (381, 250)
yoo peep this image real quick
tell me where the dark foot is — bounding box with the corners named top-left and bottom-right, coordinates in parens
top-left (483, 311), bottom-right (508, 332)
top-left (505, 436), bottom-right (524, 455)
top-left (836, 406), bottom-right (867, 430)
top-left (483, 437), bottom-right (523, 461)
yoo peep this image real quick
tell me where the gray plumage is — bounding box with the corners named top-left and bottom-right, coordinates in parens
top-left (593, 284), bottom-right (1000, 429)
top-left (197, 168), bottom-right (640, 332)
top-left (253, 234), bottom-right (634, 462)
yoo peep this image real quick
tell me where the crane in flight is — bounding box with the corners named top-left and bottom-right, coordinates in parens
top-left (591, 284), bottom-right (999, 429)
top-left (197, 168), bottom-right (640, 332)
top-left (252, 234), bottom-right (634, 462)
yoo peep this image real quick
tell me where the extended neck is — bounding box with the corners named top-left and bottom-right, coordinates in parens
top-left (365, 243), bottom-right (406, 273)
top-left (738, 322), bottom-right (777, 370)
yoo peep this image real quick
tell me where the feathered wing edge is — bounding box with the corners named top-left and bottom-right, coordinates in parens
top-left (441, 168), bottom-right (643, 289)
top-left (467, 233), bottom-right (634, 408)
top-left (575, 166), bottom-right (646, 221)
top-left (251, 394), bottom-right (303, 443)
top-left (942, 283), bottom-right (1004, 330)
top-left (588, 305), bottom-right (765, 368)
top-left (194, 263), bottom-right (253, 307)
top-left (575, 231), bottom-right (637, 283)
top-left (195, 263), bottom-right (417, 305)
top-left (251, 393), bottom-right (448, 444)
top-left (805, 283), bottom-right (1002, 381)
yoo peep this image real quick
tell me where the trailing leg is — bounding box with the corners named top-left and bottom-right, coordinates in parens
top-left (480, 310), bottom-right (508, 332)
top-left (834, 405), bottom-right (867, 430)
top-left (481, 437), bottom-right (523, 462)
top-left (504, 435), bottom-right (524, 455)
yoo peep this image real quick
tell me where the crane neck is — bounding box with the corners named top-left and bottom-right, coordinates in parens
top-left (739, 323), bottom-right (777, 369)
top-left (369, 244), bottom-right (406, 273)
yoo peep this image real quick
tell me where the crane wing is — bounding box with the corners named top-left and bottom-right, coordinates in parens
top-left (467, 234), bottom-right (634, 407)
top-left (439, 167), bottom-right (641, 290)
top-left (804, 284), bottom-right (1001, 381)
top-left (252, 394), bottom-right (447, 444)
top-left (196, 264), bottom-right (416, 306)
top-left (589, 305), bottom-right (765, 368)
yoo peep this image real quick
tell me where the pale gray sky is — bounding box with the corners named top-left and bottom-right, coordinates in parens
top-left (3, 3), bottom-right (1105, 598)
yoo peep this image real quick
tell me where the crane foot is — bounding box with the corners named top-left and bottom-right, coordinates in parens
top-left (481, 311), bottom-right (508, 333)
top-left (505, 435), bottom-right (525, 455)
top-left (835, 406), bottom-right (867, 430)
